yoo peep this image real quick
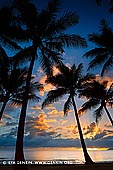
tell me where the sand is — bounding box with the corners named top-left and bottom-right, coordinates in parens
top-left (0, 163), bottom-right (113, 170)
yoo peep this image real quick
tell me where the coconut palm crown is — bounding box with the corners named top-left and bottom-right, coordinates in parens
top-left (79, 80), bottom-right (113, 125)
top-left (84, 19), bottom-right (113, 76)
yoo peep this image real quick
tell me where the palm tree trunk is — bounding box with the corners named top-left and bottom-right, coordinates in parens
top-left (103, 103), bottom-right (113, 126)
top-left (71, 96), bottom-right (94, 164)
top-left (15, 54), bottom-right (35, 167)
top-left (0, 99), bottom-right (8, 120)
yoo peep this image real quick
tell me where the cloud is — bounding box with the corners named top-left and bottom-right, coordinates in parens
top-left (52, 65), bottom-right (60, 76)
top-left (83, 122), bottom-right (100, 139)
top-left (96, 75), bottom-right (113, 89)
top-left (0, 120), bottom-right (4, 126)
top-left (5, 121), bottom-right (17, 126)
top-left (47, 109), bottom-right (64, 118)
top-left (37, 66), bottom-right (60, 96)
top-left (92, 131), bottom-right (107, 141)
top-left (1, 123), bottom-right (113, 149)
top-left (25, 113), bottom-right (57, 139)
top-left (2, 113), bottom-right (13, 120)
top-left (39, 75), bottom-right (55, 96)
top-left (30, 105), bottom-right (41, 110)
top-left (44, 105), bottom-right (56, 111)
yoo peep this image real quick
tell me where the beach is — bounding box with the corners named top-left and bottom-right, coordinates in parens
top-left (0, 163), bottom-right (113, 170)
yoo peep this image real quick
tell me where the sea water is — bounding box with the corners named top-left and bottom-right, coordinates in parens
top-left (0, 147), bottom-right (113, 164)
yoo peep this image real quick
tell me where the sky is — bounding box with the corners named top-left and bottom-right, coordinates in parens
top-left (0, 0), bottom-right (113, 151)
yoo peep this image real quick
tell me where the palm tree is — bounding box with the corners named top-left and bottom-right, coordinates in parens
top-left (79, 80), bottom-right (113, 125)
top-left (42, 63), bottom-right (94, 164)
top-left (11, 0), bottom-right (87, 162)
top-left (84, 19), bottom-right (113, 76)
top-left (0, 45), bottom-right (42, 121)
top-left (0, 58), bottom-right (41, 122)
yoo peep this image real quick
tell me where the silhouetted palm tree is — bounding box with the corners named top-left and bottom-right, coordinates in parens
top-left (11, 0), bottom-right (87, 162)
top-left (79, 80), bottom-right (113, 125)
top-left (84, 19), bottom-right (113, 76)
top-left (42, 63), bottom-right (94, 164)
top-left (0, 67), bottom-right (25, 120)
top-left (0, 47), bottom-right (41, 121)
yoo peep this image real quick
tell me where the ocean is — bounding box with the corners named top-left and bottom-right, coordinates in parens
top-left (0, 147), bottom-right (113, 164)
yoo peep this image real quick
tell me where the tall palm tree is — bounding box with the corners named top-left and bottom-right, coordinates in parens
top-left (11, 0), bottom-right (87, 162)
top-left (79, 80), bottom-right (113, 125)
top-left (42, 63), bottom-right (94, 164)
top-left (84, 19), bottom-right (113, 76)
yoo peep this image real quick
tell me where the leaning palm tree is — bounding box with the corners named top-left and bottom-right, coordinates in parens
top-left (0, 68), bottom-right (26, 120)
top-left (0, 68), bottom-right (42, 120)
top-left (42, 63), bottom-right (94, 164)
top-left (0, 60), bottom-right (42, 121)
top-left (11, 0), bottom-right (87, 162)
top-left (79, 80), bottom-right (113, 125)
top-left (0, 44), bottom-right (42, 121)
top-left (84, 19), bottom-right (113, 76)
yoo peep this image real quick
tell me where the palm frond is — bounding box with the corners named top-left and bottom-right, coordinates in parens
top-left (58, 34), bottom-right (87, 48)
top-left (30, 82), bottom-right (44, 92)
top-left (0, 35), bottom-right (22, 51)
top-left (78, 99), bottom-right (100, 115)
top-left (28, 94), bottom-right (40, 102)
top-left (64, 95), bottom-right (72, 116)
top-left (42, 88), bottom-right (66, 108)
top-left (56, 12), bottom-right (78, 31)
top-left (84, 47), bottom-right (108, 58)
top-left (11, 46), bottom-right (37, 66)
top-left (46, 41), bottom-right (64, 53)
top-left (47, 0), bottom-right (60, 15)
top-left (88, 53), bottom-right (109, 71)
top-left (13, 0), bottom-right (38, 27)
top-left (0, 45), bottom-right (9, 65)
top-left (107, 83), bottom-right (113, 96)
top-left (107, 83), bottom-right (113, 107)
top-left (11, 98), bottom-right (23, 106)
top-left (75, 63), bottom-right (83, 77)
top-left (40, 45), bottom-right (63, 76)
top-left (40, 52), bottom-right (53, 77)
top-left (88, 33), bottom-right (100, 46)
top-left (42, 45), bottom-right (63, 64)
top-left (8, 26), bottom-right (30, 42)
top-left (46, 74), bottom-right (65, 87)
top-left (94, 105), bottom-right (104, 123)
top-left (78, 73), bottom-right (96, 90)
top-left (101, 56), bottom-right (113, 76)
top-left (99, 19), bottom-right (110, 31)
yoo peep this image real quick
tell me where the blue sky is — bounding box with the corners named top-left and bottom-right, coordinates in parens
top-left (0, 0), bottom-right (113, 150)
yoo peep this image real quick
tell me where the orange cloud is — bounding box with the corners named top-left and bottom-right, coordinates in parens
top-left (39, 75), bottom-right (55, 96)
top-left (0, 121), bottom-right (4, 126)
top-left (52, 65), bottom-right (60, 76)
top-left (47, 109), bottom-right (64, 118)
top-left (30, 105), bottom-right (41, 110)
top-left (96, 75), bottom-right (113, 89)
top-left (83, 122), bottom-right (101, 139)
